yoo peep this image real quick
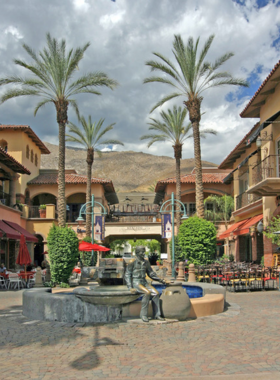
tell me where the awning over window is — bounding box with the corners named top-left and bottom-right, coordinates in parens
top-left (0, 220), bottom-right (21, 240)
top-left (218, 220), bottom-right (247, 240)
top-left (3, 220), bottom-right (38, 243)
top-left (234, 214), bottom-right (263, 236)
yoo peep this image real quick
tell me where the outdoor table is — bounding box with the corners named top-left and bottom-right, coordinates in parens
top-left (18, 272), bottom-right (35, 288)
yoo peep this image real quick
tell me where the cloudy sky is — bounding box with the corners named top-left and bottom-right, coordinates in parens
top-left (0, 0), bottom-right (280, 165)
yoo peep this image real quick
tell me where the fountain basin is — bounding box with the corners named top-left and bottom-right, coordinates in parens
top-left (73, 285), bottom-right (140, 305)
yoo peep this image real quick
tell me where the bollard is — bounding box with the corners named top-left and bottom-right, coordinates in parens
top-left (188, 263), bottom-right (196, 282)
top-left (177, 261), bottom-right (185, 281)
top-left (165, 259), bottom-right (172, 277)
top-left (34, 267), bottom-right (44, 287)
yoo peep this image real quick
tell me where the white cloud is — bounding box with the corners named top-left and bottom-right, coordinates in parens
top-left (0, 0), bottom-right (279, 167)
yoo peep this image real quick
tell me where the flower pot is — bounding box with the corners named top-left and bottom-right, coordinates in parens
top-left (39, 209), bottom-right (46, 218)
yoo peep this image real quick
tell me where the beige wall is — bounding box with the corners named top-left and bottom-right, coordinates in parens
top-left (0, 130), bottom-right (41, 195)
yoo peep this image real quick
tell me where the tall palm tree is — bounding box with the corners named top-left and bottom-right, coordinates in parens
top-left (0, 33), bottom-right (118, 227)
top-left (141, 105), bottom-right (216, 228)
top-left (66, 115), bottom-right (124, 236)
top-left (144, 34), bottom-right (248, 218)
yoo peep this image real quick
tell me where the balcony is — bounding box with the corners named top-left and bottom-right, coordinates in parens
top-left (247, 155), bottom-right (280, 196)
top-left (106, 203), bottom-right (160, 223)
top-left (0, 192), bottom-right (11, 207)
top-left (236, 192), bottom-right (262, 211)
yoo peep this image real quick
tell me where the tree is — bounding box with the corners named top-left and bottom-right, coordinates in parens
top-left (110, 239), bottom-right (128, 255)
top-left (204, 194), bottom-right (234, 257)
top-left (66, 115), bottom-right (123, 236)
top-left (141, 105), bottom-right (216, 228)
top-left (144, 34), bottom-right (248, 218)
top-left (178, 216), bottom-right (217, 265)
top-left (264, 216), bottom-right (280, 245)
top-left (204, 194), bottom-right (234, 225)
top-left (47, 224), bottom-right (79, 284)
top-left (0, 33), bottom-right (118, 227)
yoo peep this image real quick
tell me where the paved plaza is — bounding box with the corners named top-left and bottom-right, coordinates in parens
top-left (1, 289), bottom-right (280, 379)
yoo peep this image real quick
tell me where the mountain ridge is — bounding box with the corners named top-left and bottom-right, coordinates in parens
top-left (41, 142), bottom-right (217, 192)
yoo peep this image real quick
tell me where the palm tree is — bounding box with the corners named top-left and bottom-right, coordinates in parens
top-left (0, 33), bottom-right (118, 227)
top-left (141, 105), bottom-right (216, 228)
top-left (66, 115), bottom-right (124, 236)
top-left (144, 34), bottom-right (248, 218)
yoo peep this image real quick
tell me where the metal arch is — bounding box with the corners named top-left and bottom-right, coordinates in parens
top-left (80, 200), bottom-right (107, 216)
top-left (159, 198), bottom-right (186, 214)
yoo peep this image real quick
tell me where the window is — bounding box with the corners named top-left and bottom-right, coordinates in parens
top-left (31, 149), bottom-right (34, 163)
top-left (184, 203), bottom-right (196, 216)
top-left (205, 202), bottom-right (214, 212)
top-left (0, 140), bottom-right (8, 152)
top-left (26, 145), bottom-right (29, 159)
top-left (35, 154), bottom-right (38, 167)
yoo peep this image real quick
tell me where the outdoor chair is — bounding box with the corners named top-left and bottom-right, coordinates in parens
top-left (263, 267), bottom-right (278, 290)
top-left (8, 273), bottom-right (23, 290)
top-left (0, 275), bottom-right (8, 289)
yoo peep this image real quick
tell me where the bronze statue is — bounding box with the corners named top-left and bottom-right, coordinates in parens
top-left (124, 246), bottom-right (167, 322)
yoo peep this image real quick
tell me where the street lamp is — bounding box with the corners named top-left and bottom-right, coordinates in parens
top-left (76, 194), bottom-right (107, 265)
top-left (159, 192), bottom-right (188, 278)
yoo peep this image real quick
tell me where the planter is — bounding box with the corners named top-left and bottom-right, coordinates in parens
top-left (39, 209), bottom-right (46, 218)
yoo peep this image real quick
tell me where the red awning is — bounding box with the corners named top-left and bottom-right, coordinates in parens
top-left (3, 220), bottom-right (38, 243)
top-left (218, 220), bottom-right (247, 240)
top-left (234, 214), bottom-right (263, 236)
top-left (0, 220), bottom-right (21, 240)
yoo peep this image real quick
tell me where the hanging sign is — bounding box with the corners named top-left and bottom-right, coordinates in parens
top-left (162, 214), bottom-right (172, 238)
top-left (95, 216), bottom-right (105, 241)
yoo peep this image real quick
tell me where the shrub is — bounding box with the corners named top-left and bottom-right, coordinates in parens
top-left (47, 224), bottom-right (79, 284)
top-left (178, 216), bottom-right (216, 265)
top-left (170, 235), bottom-right (184, 262)
top-left (39, 204), bottom-right (46, 210)
top-left (80, 236), bottom-right (97, 266)
top-left (229, 253), bottom-right (235, 262)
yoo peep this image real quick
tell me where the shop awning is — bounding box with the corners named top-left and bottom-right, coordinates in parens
top-left (218, 220), bottom-right (247, 240)
top-left (3, 220), bottom-right (38, 243)
top-left (234, 214), bottom-right (263, 236)
top-left (0, 220), bottom-right (21, 240)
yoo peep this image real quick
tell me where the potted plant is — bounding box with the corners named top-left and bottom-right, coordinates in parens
top-left (39, 204), bottom-right (46, 218)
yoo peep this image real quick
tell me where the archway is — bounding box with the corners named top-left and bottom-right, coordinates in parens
top-left (34, 234), bottom-right (45, 267)
top-left (66, 192), bottom-right (86, 222)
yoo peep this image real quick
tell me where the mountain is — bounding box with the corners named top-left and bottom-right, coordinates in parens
top-left (41, 142), bottom-right (217, 192)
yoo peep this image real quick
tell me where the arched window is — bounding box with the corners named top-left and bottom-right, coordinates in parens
top-left (31, 149), bottom-right (34, 163)
top-left (26, 145), bottom-right (29, 159)
top-left (0, 139), bottom-right (8, 152)
top-left (35, 154), bottom-right (38, 167)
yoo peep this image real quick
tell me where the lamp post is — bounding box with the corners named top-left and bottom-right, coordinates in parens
top-left (76, 194), bottom-right (107, 265)
top-left (159, 192), bottom-right (188, 278)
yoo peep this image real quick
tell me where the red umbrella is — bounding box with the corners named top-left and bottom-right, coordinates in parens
top-left (79, 242), bottom-right (110, 252)
top-left (16, 235), bottom-right (32, 280)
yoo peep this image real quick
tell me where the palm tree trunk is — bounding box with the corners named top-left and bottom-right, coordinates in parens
top-left (173, 144), bottom-right (182, 232)
top-left (86, 148), bottom-right (94, 237)
top-left (185, 98), bottom-right (204, 218)
top-left (56, 100), bottom-right (68, 227)
top-left (58, 122), bottom-right (66, 227)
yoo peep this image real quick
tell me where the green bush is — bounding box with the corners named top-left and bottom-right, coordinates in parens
top-left (47, 224), bottom-right (79, 284)
top-left (178, 216), bottom-right (216, 265)
top-left (170, 235), bottom-right (184, 262)
top-left (80, 236), bottom-right (97, 266)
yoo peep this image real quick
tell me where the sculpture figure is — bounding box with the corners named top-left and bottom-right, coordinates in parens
top-left (124, 245), bottom-right (167, 322)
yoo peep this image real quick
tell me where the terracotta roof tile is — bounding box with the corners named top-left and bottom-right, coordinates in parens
top-left (0, 125), bottom-right (50, 154)
top-left (0, 147), bottom-right (31, 174)
top-left (157, 172), bottom-right (228, 185)
top-left (240, 59), bottom-right (280, 117)
top-left (27, 172), bottom-right (113, 185)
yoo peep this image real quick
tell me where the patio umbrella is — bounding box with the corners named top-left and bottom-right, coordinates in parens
top-left (79, 242), bottom-right (110, 252)
top-left (16, 235), bottom-right (32, 280)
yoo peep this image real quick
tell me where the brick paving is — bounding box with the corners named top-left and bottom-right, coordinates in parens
top-left (0, 289), bottom-right (280, 379)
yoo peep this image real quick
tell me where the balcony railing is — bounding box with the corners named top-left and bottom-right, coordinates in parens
top-left (28, 206), bottom-right (40, 218)
top-left (106, 203), bottom-right (160, 223)
top-left (252, 155), bottom-right (278, 186)
top-left (0, 192), bottom-right (11, 207)
top-left (236, 192), bottom-right (261, 210)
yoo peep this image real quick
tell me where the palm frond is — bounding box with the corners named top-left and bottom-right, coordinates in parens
top-left (149, 92), bottom-right (182, 113)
